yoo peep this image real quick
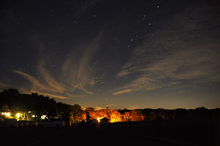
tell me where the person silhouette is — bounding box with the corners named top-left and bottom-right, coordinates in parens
top-left (86, 112), bottom-right (91, 129)
top-left (86, 112), bottom-right (91, 122)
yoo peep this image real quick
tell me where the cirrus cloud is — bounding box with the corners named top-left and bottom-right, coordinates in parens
top-left (113, 4), bottom-right (220, 95)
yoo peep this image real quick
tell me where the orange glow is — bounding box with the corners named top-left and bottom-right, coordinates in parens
top-left (110, 119), bottom-right (115, 123)
top-left (97, 117), bottom-right (104, 123)
top-left (110, 118), bottom-right (120, 123)
top-left (97, 117), bottom-right (100, 123)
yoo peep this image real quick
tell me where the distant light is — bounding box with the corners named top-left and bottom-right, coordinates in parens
top-left (1, 112), bottom-right (10, 117)
top-left (16, 113), bottom-right (20, 118)
top-left (41, 115), bottom-right (47, 119)
top-left (97, 117), bottom-right (104, 123)
top-left (97, 117), bottom-right (100, 123)
top-left (157, 6), bottom-right (159, 8)
top-left (111, 119), bottom-right (115, 123)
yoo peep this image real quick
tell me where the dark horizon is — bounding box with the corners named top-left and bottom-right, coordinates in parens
top-left (1, 88), bottom-right (219, 111)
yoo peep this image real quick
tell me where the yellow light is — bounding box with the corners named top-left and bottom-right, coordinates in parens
top-left (41, 115), bottom-right (47, 119)
top-left (97, 117), bottom-right (104, 123)
top-left (6, 113), bottom-right (10, 117)
top-left (1, 112), bottom-right (11, 117)
top-left (16, 113), bottom-right (20, 118)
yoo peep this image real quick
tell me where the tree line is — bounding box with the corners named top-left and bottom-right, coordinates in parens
top-left (0, 89), bottom-right (71, 121)
top-left (0, 88), bottom-right (219, 123)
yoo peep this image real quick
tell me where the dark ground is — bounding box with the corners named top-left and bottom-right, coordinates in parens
top-left (0, 118), bottom-right (219, 146)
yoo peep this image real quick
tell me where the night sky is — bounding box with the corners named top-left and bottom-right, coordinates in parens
top-left (1, 0), bottom-right (220, 110)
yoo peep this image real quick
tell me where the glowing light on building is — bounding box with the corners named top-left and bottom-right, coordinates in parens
top-left (1, 112), bottom-right (11, 117)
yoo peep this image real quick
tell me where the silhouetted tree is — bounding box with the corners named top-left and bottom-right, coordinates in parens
top-left (85, 107), bottom-right (95, 112)
top-left (196, 107), bottom-right (207, 110)
top-left (124, 111), bottom-right (131, 122)
top-left (1, 105), bottom-right (10, 112)
top-left (187, 109), bottom-right (198, 119)
top-left (70, 104), bottom-right (83, 123)
top-left (175, 108), bottom-right (186, 119)
top-left (1, 88), bottom-right (220, 123)
top-left (195, 107), bottom-right (208, 118)
top-left (149, 111), bottom-right (156, 120)
top-left (85, 107), bottom-right (97, 119)
top-left (0, 89), bottom-right (19, 110)
top-left (110, 109), bottom-right (121, 122)
top-left (130, 110), bottom-right (144, 121)
top-left (98, 109), bottom-right (109, 118)
top-left (157, 109), bottom-right (168, 120)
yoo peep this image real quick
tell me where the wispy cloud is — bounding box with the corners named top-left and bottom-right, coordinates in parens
top-left (60, 30), bottom-right (104, 94)
top-left (37, 60), bottom-right (66, 93)
top-left (12, 70), bottom-right (67, 99)
top-left (12, 30), bottom-right (105, 99)
top-left (95, 106), bottom-right (104, 111)
top-left (95, 104), bottom-right (117, 110)
top-left (30, 90), bottom-right (68, 99)
top-left (127, 105), bottom-right (140, 110)
top-left (12, 70), bottom-right (48, 91)
top-left (113, 4), bottom-right (220, 95)
top-left (113, 89), bottom-right (135, 95)
top-left (0, 82), bottom-right (10, 89)
top-left (105, 104), bottom-right (117, 107)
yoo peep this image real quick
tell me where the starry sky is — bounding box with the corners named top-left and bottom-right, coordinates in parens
top-left (0, 0), bottom-right (220, 110)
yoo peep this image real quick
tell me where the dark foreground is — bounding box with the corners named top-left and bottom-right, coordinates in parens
top-left (0, 118), bottom-right (219, 146)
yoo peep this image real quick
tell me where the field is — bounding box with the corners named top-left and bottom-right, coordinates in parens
top-left (110, 118), bottom-right (219, 146)
top-left (0, 118), bottom-right (219, 146)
